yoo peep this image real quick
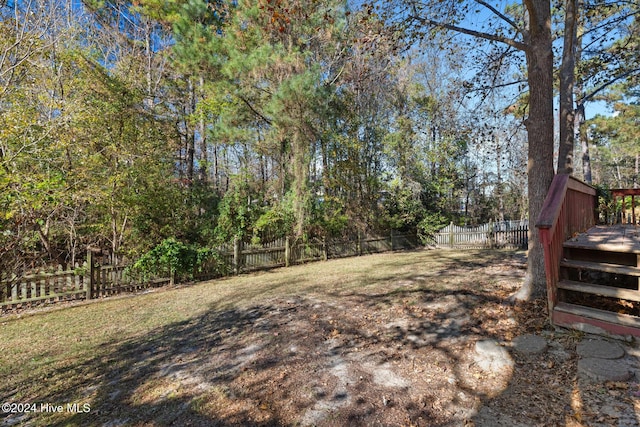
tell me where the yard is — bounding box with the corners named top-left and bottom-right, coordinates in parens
top-left (1, 249), bottom-right (639, 426)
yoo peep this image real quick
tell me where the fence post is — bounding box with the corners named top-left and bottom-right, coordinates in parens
top-left (86, 249), bottom-right (94, 300)
top-left (285, 236), bottom-right (291, 267)
top-left (357, 231), bottom-right (362, 256)
top-left (448, 222), bottom-right (454, 248)
top-left (322, 236), bottom-right (328, 261)
top-left (233, 237), bottom-right (241, 275)
top-left (489, 220), bottom-right (495, 249)
top-left (390, 229), bottom-right (395, 251)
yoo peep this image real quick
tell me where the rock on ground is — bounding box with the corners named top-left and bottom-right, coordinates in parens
top-left (474, 339), bottom-right (514, 373)
top-left (512, 334), bottom-right (548, 355)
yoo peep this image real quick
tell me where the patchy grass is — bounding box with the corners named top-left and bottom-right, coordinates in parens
top-left (4, 248), bottom-right (629, 426)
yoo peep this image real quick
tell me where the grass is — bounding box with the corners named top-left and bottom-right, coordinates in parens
top-left (0, 248), bottom-right (520, 426)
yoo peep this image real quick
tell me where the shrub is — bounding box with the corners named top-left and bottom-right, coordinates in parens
top-left (417, 212), bottom-right (448, 245)
top-left (130, 238), bottom-right (225, 282)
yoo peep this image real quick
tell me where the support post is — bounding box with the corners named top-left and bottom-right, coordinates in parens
top-left (233, 237), bottom-right (241, 275)
top-left (449, 222), bottom-right (454, 248)
top-left (86, 249), bottom-right (94, 300)
top-left (637, 254), bottom-right (640, 292)
top-left (489, 220), bottom-right (495, 249)
top-left (322, 236), bottom-right (328, 261)
top-left (285, 236), bottom-right (291, 267)
top-left (390, 229), bottom-right (395, 251)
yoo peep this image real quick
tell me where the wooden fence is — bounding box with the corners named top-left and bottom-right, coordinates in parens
top-left (433, 220), bottom-right (529, 249)
top-left (1, 232), bottom-right (419, 309)
top-left (0, 254), bottom-right (170, 308)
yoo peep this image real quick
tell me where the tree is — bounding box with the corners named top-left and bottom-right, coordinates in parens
top-left (558, 0), bottom-right (579, 175)
top-left (0, 0), bottom-right (183, 273)
top-left (378, 0), bottom-right (554, 299)
top-left (589, 99), bottom-right (640, 188)
top-left (0, 0), bottom-right (77, 271)
top-left (562, 2), bottom-right (640, 181)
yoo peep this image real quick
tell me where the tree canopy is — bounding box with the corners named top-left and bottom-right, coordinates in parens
top-left (1, 0), bottom-right (638, 300)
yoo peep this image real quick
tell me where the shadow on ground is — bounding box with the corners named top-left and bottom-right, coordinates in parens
top-left (3, 250), bottom-right (639, 426)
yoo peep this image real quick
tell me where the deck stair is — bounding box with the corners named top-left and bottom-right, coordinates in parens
top-left (536, 174), bottom-right (640, 337)
top-left (553, 226), bottom-right (640, 335)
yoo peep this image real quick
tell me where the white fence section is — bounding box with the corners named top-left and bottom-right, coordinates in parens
top-left (434, 220), bottom-right (529, 249)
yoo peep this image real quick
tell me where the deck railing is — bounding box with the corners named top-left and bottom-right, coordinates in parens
top-left (609, 189), bottom-right (640, 224)
top-left (536, 174), bottom-right (597, 315)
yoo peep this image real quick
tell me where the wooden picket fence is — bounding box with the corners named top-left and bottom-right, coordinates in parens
top-left (0, 253), bottom-right (170, 309)
top-left (1, 231), bottom-right (419, 309)
top-left (433, 220), bottom-right (528, 249)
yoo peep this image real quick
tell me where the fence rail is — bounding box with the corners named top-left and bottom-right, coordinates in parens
top-left (1, 232), bottom-right (419, 309)
top-left (433, 220), bottom-right (529, 249)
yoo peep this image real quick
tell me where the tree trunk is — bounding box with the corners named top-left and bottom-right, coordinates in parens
top-left (515, 0), bottom-right (555, 301)
top-left (292, 133), bottom-right (309, 238)
top-left (197, 75), bottom-right (208, 182)
top-left (577, 102), bottom-right (592, 183)
top-left (558, 0), bottom-right (578, 175)
top-left (633, 154), bottom-right (640, 188)
top-left (186, 78), bottom-right (196, 182)
top-left (573, 1), bottom-right (592, 184)
top-left (496, 134), bottom-right (505, 222)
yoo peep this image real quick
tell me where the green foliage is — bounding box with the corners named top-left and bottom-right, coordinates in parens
top-left (417, 212), bottom-right (449, 245)
top-left (2, 0), bottom-right (600, 276)
top-left (215, 176), bottom-right (263, 242)
top-left (131, 238), bottom-right (224, 282)
top-left (382, 180), bottom-right (428, 232)
top-left (589, 101), bottom-right (640, 188)
top-left (251, 193), bottom-right (295, 244)
top-left (310, 195), bottom-right (349, 238)
top-left (594, 184), bottom-right (614, 223)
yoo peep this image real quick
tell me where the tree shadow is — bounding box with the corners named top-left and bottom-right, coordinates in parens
top-left (3, 250), bottom-right (636, 426)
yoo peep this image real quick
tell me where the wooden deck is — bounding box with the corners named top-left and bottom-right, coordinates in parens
top-left (564, 225), bottom-right (640, 254)
top-left (537, 176), bottom-right (640, 338)
top-left (558, 224), bottom-right (640, 337)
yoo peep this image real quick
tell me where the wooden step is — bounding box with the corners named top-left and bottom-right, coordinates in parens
top-left (554, 302), bottom-right (640, 329)
top-left (557, 279), bottom-right (640, 302)
top-left (560, 259), bottom-right (640, 276)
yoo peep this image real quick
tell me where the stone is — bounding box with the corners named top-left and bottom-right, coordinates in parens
top-left (578, 357), bottom-right (632, 382)
top-left (512, 334), bottom-right (548, 355)
top-left (371, 363), bottom-right (409, 388)
top-left (577, 339), bottom-right (625, 359)
top-left (474, 339), bottom-right (514, 373)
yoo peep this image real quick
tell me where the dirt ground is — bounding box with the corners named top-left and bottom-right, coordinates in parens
top-left (3, 250), bottom-right (640, 426)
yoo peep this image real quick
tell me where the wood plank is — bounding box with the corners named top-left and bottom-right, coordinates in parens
top-left (553, 306), bottom-right (640, 337)
top-left (567, 178), bottom-right (597, 195)
top-left (564, 225), bottom-right (640, 254)
top-left (558, 279), bottom-right (640, 302)
top-left (560, 259), bottom-right (640, 276)
top-left (537, 174), bottom-right (569, 229)
top-left (0, 289), bottom-right (86, 307)
top-left (555, 302), bottom-right (640, 328)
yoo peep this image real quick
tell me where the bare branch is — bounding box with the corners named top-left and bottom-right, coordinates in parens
top-left (408, 15), bottom-right (529, 52)
top-left (238, 95), bottom-right (273, 126)
top-left (579, 66), bottom-right (640, 104)
top-left (474, 0), bottom-right (522, 34)
top-left (467, 79), bottom-right (529, 93)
